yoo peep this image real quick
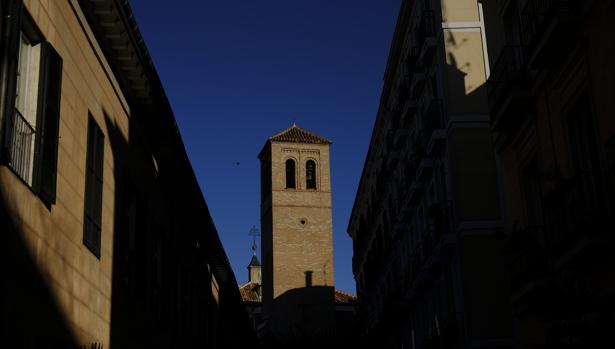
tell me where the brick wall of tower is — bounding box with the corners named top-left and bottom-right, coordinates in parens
top-left (260, 140), bottom-right (335, 305)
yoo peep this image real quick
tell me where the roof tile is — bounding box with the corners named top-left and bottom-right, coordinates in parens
top-left (269, 124), bottom-right (332, 145)
top-left (239, 282), bottom-right (262, 303)
top-left (238, 282), bottom-right (356, 305)
top-left (335, 290), bottom-right (357, 305)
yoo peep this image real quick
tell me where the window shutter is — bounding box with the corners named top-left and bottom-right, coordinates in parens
top-left (0, 0), bottom-right (23, 163)
top-left (83, 119), bottom-right (96, 254)
top-left (83, 115), bottom-right (104, 258)
top-left (33, 41), bottom-right (62, 205)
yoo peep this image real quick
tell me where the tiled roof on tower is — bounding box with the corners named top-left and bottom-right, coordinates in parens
top-left (269, 124), bottom-right (332, 144)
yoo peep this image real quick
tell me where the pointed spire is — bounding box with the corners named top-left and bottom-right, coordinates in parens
top-left (249, 226), bottom-right (260, 256)
top-left (248, 226), bottom-right (261, 268)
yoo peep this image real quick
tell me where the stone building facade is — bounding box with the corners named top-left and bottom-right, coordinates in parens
top-left (482, 0), bottom-right (615, 347)
top-left (0, 0), bottom-right (254, 348)
top-left (258, 125), bottom-right (336, 335)
top-left (259, 125), bottom-right (335, 301)
top-left (347, 0), bottom-right (513, 347)
top-left (251, 124), bottom-right (357, 345)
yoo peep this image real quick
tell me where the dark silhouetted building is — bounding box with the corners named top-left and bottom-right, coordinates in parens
top-left (0, 0), bottom-right (255, 347)
top-left (347, 0), bottom-right (514, 347)
top-left (482, 0), bottom-right (615, 347)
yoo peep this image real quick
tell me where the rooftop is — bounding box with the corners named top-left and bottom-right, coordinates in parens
top-left (248, 255), bottom-right (261, 267)
top-left (269, 124), bottom-right (332, 145)
top-left (334, 290), bottom-right (358, 305)
top-left (239, 282), bottom-right (262, 303)
top-left (238, 282), bottom-right (357, 305)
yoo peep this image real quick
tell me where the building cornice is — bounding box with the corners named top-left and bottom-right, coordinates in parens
top-left (347, 0), bottom-right (413, 236)
top-left (77, 0), bottom-right (239, 291)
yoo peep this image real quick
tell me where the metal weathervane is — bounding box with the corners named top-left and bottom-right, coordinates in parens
top-left (249, 225), bottom-right (260, 256)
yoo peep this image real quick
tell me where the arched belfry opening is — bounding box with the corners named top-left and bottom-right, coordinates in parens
top-left (306, 160), bottom-right (317, 190)
top-left (285, 159), bottom-right (296, 189)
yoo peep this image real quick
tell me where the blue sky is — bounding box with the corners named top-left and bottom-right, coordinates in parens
top-left (130, 0), bottom-right (401, 293)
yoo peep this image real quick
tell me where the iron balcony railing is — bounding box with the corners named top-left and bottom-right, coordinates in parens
top-left (417, 10), bottom-right (437, 51)
top-left (487, 45), bottom-right (527, 111)
top-left (397, 84), bottom-right (410, 110)
top-left (423, 98), bottom-right (445, 135)
top-left (406, 46), bottom-right (421, 81)
top-left (79, 343), bottom-right (103, 349)
top-left (8, 109), bottom-right (36, 183)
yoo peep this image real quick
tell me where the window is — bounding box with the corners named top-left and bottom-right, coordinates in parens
top-left (305, 271), bottom-right (313, 287)
top-left (83, 114), bottom-right (104, 258)
top-left (1, 6), bottom-right (62, 206)
top-left (285, 158), bottom-right (296, 189)
top-left (306, 160), bottom-right (317, 189)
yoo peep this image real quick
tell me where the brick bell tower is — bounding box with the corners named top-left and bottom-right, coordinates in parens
top-left (258, 124), bottom-right (335, 315)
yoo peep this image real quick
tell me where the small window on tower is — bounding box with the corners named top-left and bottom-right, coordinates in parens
top-left (285, 159), bottom-right (296, 189)
top-left (305, 271), bottom-right (313, 287)
top-left (306, 160), bottom-right (317, 190)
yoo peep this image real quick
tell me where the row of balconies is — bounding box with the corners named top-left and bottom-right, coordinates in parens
top-left (487, 0), bottom-right (580, 130)
top-left (507, 168), bottom-right (613, 311)
top-left (353, 3), bottom-right (448, 309)
top-left (360, 199), bottom-right (456, 318)
top-left (353, 99), bottom-right (448, 275)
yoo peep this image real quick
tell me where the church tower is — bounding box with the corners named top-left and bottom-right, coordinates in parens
top-left (258, 124), bottom-right (335, 312)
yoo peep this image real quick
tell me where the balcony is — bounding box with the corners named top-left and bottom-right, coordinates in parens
top-left (423, 99), bottom-right (447, 154)
top-left (404, 181), bottom-right (426, 211)
top-left (400, 100), bottom-right (418, 130)
top-left (7, 109), bottom-right (36, 184)
top-left (386, 149), bottom-right (402, 169)
top-left (417, 10), bottom-right (438, 67)
top-left (394, 128), bottom-right (412, 149)
top-left (520, 0), bottom-right (579, 68)
top-left (405, 46), bottom-right (421, 80)
top-left (397, 84), bottom-right (410, 111)
top-left (409, 70), bottom-right (427, 100)
top-left (487, 45), bottom-right (530, 131)
top-left (385, 129), bottom-right (396, 153)
top-left (416, 158), bottom-right (433, 181)
top-left (400, 163), bottom-right (417, 200)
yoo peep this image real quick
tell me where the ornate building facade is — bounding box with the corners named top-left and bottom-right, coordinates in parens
top-left (348, 0), bottom-right (513, 347)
